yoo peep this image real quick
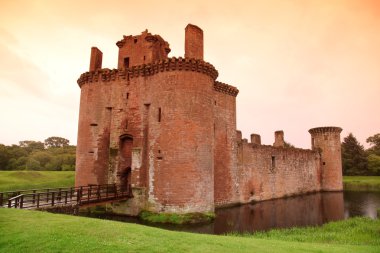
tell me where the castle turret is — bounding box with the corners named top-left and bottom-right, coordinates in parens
top-left (309, 127), bottom-right (343, 191)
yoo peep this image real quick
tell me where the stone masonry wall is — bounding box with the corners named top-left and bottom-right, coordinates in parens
top-left (237, 141), bottom-right (322, 203)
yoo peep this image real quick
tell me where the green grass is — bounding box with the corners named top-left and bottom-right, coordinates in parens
top-left (0, 171), bottom-right (75, 192)
top-left (139, 210), bottom-right (215, 224)
top-left (240, 217), bottom-right (380, 246)
top-left (343, 176), bottom-right (380, 192)
top-left (0, 209), bottom-right (379, 253)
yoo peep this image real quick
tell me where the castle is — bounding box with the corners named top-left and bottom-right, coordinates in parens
top-left (75, 24), bottom-right (343, 215)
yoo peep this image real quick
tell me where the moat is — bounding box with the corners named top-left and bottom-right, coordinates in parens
top-left (80, 191), bottom-right (380, 235)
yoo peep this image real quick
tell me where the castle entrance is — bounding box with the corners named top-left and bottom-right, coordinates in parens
top-left (118, 135), bottom-right (133, 189)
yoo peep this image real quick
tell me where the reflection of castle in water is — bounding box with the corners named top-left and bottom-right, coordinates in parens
top-left (214, 192), bottom-right (344, 234)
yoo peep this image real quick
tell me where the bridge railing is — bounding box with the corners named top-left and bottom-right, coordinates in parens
top-left (3, 184), bottom-right (132, 209)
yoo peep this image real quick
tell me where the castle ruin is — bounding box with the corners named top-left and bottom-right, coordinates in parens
top-left (75, 24), bottom-right (343, 215)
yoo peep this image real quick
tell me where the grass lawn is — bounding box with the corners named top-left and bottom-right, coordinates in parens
top-left (0, 171), bottom-right (75, 192)
top-left (0, 209), bottom-right (379, 253)
top-left (343, 176), bottom-right (380, 192)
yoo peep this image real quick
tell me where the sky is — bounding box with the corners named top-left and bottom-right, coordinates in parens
top-left (0, 0), bottom-right (379, 148)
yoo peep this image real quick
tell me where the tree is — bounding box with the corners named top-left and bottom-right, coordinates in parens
top-left (341, 133), bottom-right (368, 175)
top-left (367, 154), bottom-right (380, 175)
top-left (44, 137), bottom-right (70, 148)
top-left (366, 133), bottom-right (380, 156)
top-left (19, 141), bottom-right (45, 153)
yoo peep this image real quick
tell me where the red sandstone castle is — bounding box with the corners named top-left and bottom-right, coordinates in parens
top-left (75, 24), bottom-right (343, 215)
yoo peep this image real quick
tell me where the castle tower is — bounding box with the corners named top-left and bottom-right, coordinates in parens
top-left (309, 127), bottom-right (343, 191)
top-left (75, 24), bottom-right (227, 215)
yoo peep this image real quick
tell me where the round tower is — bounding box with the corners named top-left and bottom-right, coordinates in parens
top-left (309, 126), bottom-right (343, 191)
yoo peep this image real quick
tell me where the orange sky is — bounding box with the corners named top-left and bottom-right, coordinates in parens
top-left (0, 0), bottom-right (379, 148)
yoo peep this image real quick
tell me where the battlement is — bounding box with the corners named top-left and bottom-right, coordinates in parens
top-left (308, 127), bottom-right (342, 134)
top-left (214, 81), bottom-right (239, 97)
top-left (77, 57), bottom-right (219, 87)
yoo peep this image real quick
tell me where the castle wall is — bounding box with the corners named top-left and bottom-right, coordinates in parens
top-left (213, 84), bottom-right (239, 207)
top-left (237, 142), bottom-right (322, 203)
top-left (75, 76), bottom-right (113, 187)
top-left (144, 70), bottom-right (215, 213)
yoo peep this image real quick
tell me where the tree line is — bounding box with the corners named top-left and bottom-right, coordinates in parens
top-left (0, 137), bottom-right (75, 171)
top-left (342, 133), bottom-right (380, 176)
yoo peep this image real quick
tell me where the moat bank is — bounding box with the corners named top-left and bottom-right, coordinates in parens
top-left (79, 191), bottom-right (380, 234)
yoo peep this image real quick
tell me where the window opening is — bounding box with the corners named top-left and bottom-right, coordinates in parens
top-left (124, 57), bottom-right (130, 68)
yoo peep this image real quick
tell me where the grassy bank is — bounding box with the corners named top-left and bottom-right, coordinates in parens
top-left (0, 171), bottom-right (75, 192)
top-left (0, 209), bottom-right (378, 253)
top-left (139, 210), bottom-right (215, 224)
top-left (343, 176), bottom-right (380, 192)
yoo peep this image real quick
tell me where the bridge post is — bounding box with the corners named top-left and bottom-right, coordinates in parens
top-left (97, 185), bottom-right (100, 200)
top-left (32, 190), bottom-right (36, 205)
top-left (20, 195), bottom-right (23, 209)
top-left (37, 193), bottom-right (40, 208)
top-left (65, 191), bottom-right (68, 204)
top-left (0, 192), bottom-right (3, 206)
top-left (88, 185), bottom-right (92, 202)
top-left (52, 192), bottom-right (55, 206)
top-left (76, 189), bottom-right (82, 205)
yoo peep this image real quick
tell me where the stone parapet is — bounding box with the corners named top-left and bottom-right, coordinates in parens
top-left (214, 81), bottom-right (239, 97)
top-left (308, 126), bottom-right (342, 134)
top-left (77, 57), bottom-right (219, 87)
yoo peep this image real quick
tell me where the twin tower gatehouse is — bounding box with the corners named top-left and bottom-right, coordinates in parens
top-left (75, 24), bottom-right (343, 215)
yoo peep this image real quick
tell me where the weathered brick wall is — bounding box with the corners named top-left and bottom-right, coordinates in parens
top-left (237, 141), bottom-right (322, 203)
top-left (213, 84), bottom-right (239, 207)
top-left (75, 78), bottom-right (113, 187)
top-left (144, 70), bottom-right (215, 213)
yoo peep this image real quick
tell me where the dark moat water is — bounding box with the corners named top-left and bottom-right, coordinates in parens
top-left (80, 191), bottom-right (380, 235)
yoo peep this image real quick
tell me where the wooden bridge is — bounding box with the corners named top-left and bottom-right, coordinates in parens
top-left (0, 184), bottom-right (132, 209)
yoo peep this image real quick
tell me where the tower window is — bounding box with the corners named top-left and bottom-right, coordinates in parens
top-left (158, 107), bottom-right (161, 122)
top-left (126, 93), bottom-right (129, 99)
top-left (134, 38), bottom-right (138, 43)
top-left (124, 57), bottom-right (130, 68)
top-left (271, 156), bottom-right (276, 170)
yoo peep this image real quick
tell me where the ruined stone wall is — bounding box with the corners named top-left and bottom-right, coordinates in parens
top-left (237, 141), bottom-right (322, 203)
top-left (213, 82), bottom-right (239, 207)
top-left (116, 31), bottom-right (170, 68)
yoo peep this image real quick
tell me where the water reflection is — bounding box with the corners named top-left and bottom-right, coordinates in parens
top-left (213, 192), bottom-right (344, 234)
top-left (344, 191), bottom-right (380, 219)
top-left (80, 191), bottom-right (380, 235)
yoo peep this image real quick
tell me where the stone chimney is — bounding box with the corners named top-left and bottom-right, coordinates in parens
top-left (185, 24), bottom-right (203, 60)
top-left (89, 47), bottom-right (103, 71)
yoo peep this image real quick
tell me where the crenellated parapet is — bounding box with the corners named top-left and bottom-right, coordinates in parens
top-left (214, 81), bottom-right (239, 97)
top-left (308, 127), bottom-right (342, 134)
top-left (77, 57), bottom-right (219, 87)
